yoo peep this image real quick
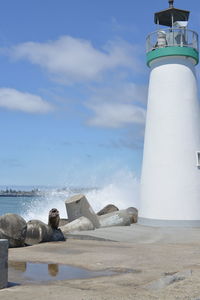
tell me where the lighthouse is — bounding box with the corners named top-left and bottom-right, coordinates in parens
top-left (139, 0), bottom-right (200, 226)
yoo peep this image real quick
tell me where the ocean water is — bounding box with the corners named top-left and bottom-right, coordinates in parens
top-left (0, 171), bottom-right (139, 223)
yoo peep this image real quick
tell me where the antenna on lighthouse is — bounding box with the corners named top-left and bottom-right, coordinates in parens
top-left (168, 0), bottom-right (174, 8)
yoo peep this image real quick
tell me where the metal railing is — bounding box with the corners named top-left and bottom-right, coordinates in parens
top-left (146, 28), bottom-right (199, 53)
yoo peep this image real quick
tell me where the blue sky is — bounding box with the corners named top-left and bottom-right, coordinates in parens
top-left (0, 0), bottom-right (199, 187)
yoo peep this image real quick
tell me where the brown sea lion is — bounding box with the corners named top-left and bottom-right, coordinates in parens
top-left (48, 208), bottom-right (60, 229)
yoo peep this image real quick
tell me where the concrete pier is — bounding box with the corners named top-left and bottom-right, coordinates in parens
top-left (0, 239), bottom-right (8, 289)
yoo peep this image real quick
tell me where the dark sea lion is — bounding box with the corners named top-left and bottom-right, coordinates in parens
top-left (48, 208), bottom-right (60, 229)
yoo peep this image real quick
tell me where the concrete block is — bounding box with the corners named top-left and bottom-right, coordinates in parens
top-left (65, 194), bottom-right (100, 228)
top-left (98, 209), bottom-right (132, 228)
top-left (0, 239), bottom-right (8, 289)
top-left (60, 216), bottom-right (94, 235)
top-left (59, 218), bottom-right (69, 227)
top-left (97, 204), bottom-right (119, 216)
top-left (126, 207), bottom-right (138, 223)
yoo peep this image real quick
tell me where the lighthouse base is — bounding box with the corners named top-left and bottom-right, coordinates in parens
top-left (138, 217), bottom-right (200, 227)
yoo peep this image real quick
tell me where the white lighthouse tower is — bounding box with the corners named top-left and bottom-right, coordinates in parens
top-left (139, 0), bottom-right (200, 226)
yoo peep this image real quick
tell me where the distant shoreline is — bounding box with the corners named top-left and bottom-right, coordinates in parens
top-left (0, 189), bottom-right (40, 197)
top-left (0, 194), bottom-right (39, 197)
top-left (0, 186), bottom-right (99, 197)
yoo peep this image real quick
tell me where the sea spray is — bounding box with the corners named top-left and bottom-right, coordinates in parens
top-left (21, 170), bottom-right (140, 223)
top-left (21, 189), bottom-right (73, 223)
top-left (86, 170), bottom-right (139, 212)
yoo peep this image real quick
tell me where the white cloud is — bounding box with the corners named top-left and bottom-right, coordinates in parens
top-left (0, 88), bottom-right (53, 113)
top-left (87, 102), bottom-right (146, 128)
top-left (1, 35), bottom-right (147, 126)
top-left (6, 36), bottom-right (142, 84)
top-left (86, 82), bottom-right (147, 128)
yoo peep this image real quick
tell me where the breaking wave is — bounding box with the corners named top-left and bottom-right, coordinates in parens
top-left (22, 170), bottom-right (140, 223)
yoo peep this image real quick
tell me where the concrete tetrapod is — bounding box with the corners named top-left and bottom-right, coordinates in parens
top-left (98, 209), bottom-right (135, 228)
top-left (65, 194), bottom-right (100, 228)
top-left (60, 216), bottom-right (94, 235)
top-left (0, 239), bottom-right (8, 289)
top-left (126, 207), bottom-right (138, 223)
top-left (97, 204), bottom-right (119, 216)
top-left (59, 218), bottom-right (69, 227)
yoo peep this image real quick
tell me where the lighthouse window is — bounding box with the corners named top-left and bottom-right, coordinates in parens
top-left (196, 152), bottom-right (200, 168)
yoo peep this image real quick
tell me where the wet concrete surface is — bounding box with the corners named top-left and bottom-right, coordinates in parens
top-left (3, 227), bottom-right (200, 300)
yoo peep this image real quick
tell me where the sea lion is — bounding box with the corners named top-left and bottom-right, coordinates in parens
top-left (48, 208), bottom-right (60, 229)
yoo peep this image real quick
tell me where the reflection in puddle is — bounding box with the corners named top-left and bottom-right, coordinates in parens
top-left (8, 261), bottom-right (124, 283)
top-left (48, 264), bottom-right (59, 277)
top-left (9, 261), bottom-right (27, 272)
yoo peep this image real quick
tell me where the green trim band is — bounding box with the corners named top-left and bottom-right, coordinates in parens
top-left (146, 46), bottom-right (199, 67)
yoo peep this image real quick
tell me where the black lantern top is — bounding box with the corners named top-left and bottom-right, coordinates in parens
top-left (154, 0), bottom-right (190, 27)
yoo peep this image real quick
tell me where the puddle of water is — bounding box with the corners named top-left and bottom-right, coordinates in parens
top-left (8, 261), bottom-right (123, 284)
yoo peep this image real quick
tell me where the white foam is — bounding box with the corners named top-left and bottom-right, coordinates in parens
top-left (22, 170), bottom-right (140, 223)
top-left (86, 170), bottom-right (139, 212)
